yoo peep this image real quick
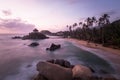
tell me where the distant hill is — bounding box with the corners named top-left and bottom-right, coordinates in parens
top-left (40, 30), bottom-right (52, 35)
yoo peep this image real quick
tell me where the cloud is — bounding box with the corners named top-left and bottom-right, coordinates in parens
top-left (101, 10), bottom-right (117, 16)
top-left (0, 18), bottom-right (35, 33)
top-left (66, 0), bottom-right (89, 4)
top-left (2, 10), bottom-right (12, 16)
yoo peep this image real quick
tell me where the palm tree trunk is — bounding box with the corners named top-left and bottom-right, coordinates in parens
top-left (101, 27), bottom-right (104, 45)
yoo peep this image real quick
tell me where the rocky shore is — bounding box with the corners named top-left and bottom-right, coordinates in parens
top-left (34, 59), bottom-right (117, 80)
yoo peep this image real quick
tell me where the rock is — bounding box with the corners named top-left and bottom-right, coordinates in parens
top-left (54, 59), bottom-right (65, 67)
top-left (34, 73), bottom-right (48, 80)
top-left (29, 42), bottom-right (39, 47)
top-left (89, 76), bottom-right (102, 80)
top-left (46, 43), bottom-right (61, 51)
top-left (104, 77), bottom-right (117, 80)
top-left (46, 59), bottom-right (54, 63)
top-left (12, 36), bottom-right (22, 39)
top-left (89, 75), bottom-right (117, 80)
top-left (72, 65), bottom-right (92, 80)
top-left (88, 66), bottom-right (95, 73)
top-left (64, 60), bottom-right (71, 68)
top-left (36, 62), bottom-right (72, 80)
top-left (47, 59), bottom-right (71, 68)
top-left (26, 64), bottom-right (32, 68)
top-left (22, 28), bottom-right (48, 40)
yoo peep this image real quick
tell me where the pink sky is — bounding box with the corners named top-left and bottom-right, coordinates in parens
top-left (0, 0), bottom-right (120, 33)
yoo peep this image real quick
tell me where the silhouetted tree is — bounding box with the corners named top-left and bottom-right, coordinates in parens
top-left (99, 14), bottom-right (110, 45)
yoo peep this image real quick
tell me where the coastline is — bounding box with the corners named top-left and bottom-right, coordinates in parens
top-left (66, 38), bottom-right (120, 79)
top-left (66, 38), bottom-right (120, 55)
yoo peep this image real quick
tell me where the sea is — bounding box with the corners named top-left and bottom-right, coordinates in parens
top-left (0, 34), bottom-right (116, 80)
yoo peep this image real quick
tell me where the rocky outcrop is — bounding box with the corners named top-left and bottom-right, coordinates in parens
top-left (36, 61), bottom-right (72, 80)
top-left (22, 29), bottom-right (48, 40)
top-left (34, 59), bottom-right (117, 80)
top-left (72, 65), bottom-right (92, 80)
top-left (46, 59), bottom-right (72, 68)
top-left (29, 42), bottom-right (39, 47)
top-left (46, 43), bottom-right (61, 51)
top-left (22, 32), bottom-right (48, 40)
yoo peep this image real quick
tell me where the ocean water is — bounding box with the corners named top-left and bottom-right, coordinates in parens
top-left (0, 34), bottom-right (115, 80)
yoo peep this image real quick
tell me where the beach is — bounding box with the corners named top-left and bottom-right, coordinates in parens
top-left (66, 38), bottom-right (120, 79)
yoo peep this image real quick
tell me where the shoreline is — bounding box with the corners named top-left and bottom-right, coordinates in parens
top-left (65, 38), bottom-right (120, 79)
top-left (66, 38), bottom-right (120, 55)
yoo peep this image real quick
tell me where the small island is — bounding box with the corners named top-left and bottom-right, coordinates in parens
top-left (12, 29), bottom-right (49, 40)
top-left (22, 28), bottom-right (49, 40)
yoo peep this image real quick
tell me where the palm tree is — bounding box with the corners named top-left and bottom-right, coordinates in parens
top-left (79, 22), bottom-right (82, 25)
top-left (73, 23), bottom-right (78, 29)
top-left (92, 17), bottom-right (97, 24)
top-left (82, 23), bottom-right (88, 40)
top-left (102, 14), bottom-right (110, 24)
top-left (85, 17), bottom-right (96, 43)
top-left (98, 14), bottom-right (110, 45)
top-left (72, 23), bottom-right (77, 38)
top-left (91, 17), bottom-right (98, 44)
top-left (86, 17), bottom-right (92, 27)
top-left (79, 22), bottom-right (82, 28)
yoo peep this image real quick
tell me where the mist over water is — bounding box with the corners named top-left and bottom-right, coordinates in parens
top-left (0, 34), bottom-right (115, 80)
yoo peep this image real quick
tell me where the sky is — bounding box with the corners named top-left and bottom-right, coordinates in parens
top-left (0, 0), bottom-right (120, 33)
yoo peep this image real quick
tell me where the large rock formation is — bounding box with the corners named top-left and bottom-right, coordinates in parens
top-left (46, 43), bottom-right (61, 51)
top-left (34, 59), bottom-right (117, 80)
top-left (72, 65), bottom-right (92, 80)
top-left (22, 28), bottom-right (48, 40)
top-left (36, 61), bottom-right (72, 80)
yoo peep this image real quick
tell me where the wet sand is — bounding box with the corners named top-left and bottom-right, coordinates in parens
top-left (66, 38), bottom-right (120, 79)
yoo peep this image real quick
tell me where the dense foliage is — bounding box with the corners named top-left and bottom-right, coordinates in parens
top-left (63, 14), bottom-right (120, 48)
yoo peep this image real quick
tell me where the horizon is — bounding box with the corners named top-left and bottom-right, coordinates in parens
top-left (0, 0), bottom-right (120, 33)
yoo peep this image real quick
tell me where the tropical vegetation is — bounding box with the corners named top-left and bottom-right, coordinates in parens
top-left (63, 14), bottom-right (120, 48)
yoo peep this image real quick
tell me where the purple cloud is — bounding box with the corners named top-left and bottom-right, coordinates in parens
top-left (0, 18), bottom-right (35, 33)
top-left (2, 10), bottom-right (12, 16)
top-left (101, 10), bottom-right (117, 16)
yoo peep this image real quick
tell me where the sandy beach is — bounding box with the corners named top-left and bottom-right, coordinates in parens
top-left (67, 38), bottom-right (120, 55)
top-left (66, 38), bottom-right (120, 79)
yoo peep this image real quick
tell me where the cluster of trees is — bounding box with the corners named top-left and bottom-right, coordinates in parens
top-left (63, 14), bottom-right (120, 48)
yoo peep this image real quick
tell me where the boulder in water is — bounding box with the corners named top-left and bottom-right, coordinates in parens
top-left (12, 36), bottom-right (22, 39)
top-left (72, 64), bottom-right (92, 80)
top-left (29, 42), bottom-right (39, 47)
top-left (36, 61), bottom-right (72, 80)
top-left (46, 43), bottom-right (61, 51)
